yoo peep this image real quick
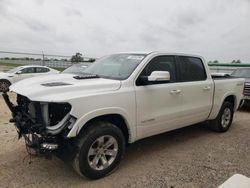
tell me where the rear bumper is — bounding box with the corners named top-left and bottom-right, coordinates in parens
top-left (243, 98), bottom-right (250, 106)
top-left (243, 95), bottom-right (250, 100)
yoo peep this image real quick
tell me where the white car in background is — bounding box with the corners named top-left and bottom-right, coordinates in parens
top-left (0, 65), bottom-right (59, 92)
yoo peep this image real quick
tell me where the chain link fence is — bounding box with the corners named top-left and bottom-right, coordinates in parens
top-left (0, 51), bottom-right (94, 69)
top-left (0, 59), bottom-right (73, 68)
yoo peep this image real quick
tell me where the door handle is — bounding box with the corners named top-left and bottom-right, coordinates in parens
top-left (170, 89), bottom-right (182, 94)
top-left (203, 86), bottom-right (211, 91)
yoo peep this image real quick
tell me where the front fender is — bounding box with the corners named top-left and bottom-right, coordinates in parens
top-left (67, 107), bottom-right (136, 143)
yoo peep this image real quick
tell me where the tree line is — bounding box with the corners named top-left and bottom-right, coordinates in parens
top-left (0, 52), bottom-right (95, 63)
top-left (0, 57), bottom-right (69, 61)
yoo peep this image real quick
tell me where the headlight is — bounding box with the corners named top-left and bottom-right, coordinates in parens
top-left (40, 102), bottom-right (72, 127)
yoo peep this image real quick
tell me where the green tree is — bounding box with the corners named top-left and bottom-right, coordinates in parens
top-left (71, 52), bottom-right (83, 63)
top-left (231, 59), bottom-right (241, 63)
top-left (213, 60), bottom-right (219, 63)
top-left (235, 59), bottom-right (241, 64)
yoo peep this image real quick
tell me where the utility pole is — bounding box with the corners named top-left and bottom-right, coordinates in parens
top-left (42, 51), bottom-right (45, 66)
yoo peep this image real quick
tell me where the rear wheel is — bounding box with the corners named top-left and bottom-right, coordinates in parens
top-left (0, 80), bottom-right (11, 92)
top-left (72, 121), bottom-right (125, 179)
top-left (209, 101), bottom-right (234, 132)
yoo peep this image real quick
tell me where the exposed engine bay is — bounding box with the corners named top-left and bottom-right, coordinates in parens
top-left (2, 92), bottom-right (77, 158)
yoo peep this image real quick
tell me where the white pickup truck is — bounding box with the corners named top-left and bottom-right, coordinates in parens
top-left (2, 52), bottom-right (244, 179)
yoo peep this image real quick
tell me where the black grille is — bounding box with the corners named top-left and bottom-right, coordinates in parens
top-left (244, 83), bottom-right (250, 96)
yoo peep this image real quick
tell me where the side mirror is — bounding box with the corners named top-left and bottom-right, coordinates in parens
top-left (148, 71), bottom-right (170, 82)
top-left (16, 71), bottom-right (22, 74)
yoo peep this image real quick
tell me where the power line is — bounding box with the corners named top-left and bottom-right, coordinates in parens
top-left (0, 50), bottom-right (71, 58)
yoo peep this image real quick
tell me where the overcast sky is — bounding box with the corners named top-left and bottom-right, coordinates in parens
top-left (0, 0), bottom-right (249, 62)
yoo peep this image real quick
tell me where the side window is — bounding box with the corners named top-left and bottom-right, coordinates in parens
top-left (179, 56), bottom-right (207, 82)
top-left (137, 56), bottom-right (177, 85)
top-left (20, 67), bottom-right (36, 74)
top-left (36, 67), bottom-right (49, 73)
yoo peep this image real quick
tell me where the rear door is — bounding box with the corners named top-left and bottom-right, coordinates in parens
top-left (135, 55), bottom-right (183, 139)
top-left (35, 67), bottom-right (50, 76)
top-left (177, 56), bottom-right (213, 125)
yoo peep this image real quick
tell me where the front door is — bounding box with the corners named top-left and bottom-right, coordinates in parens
top-left (135, 55), bottom-right (183, 139)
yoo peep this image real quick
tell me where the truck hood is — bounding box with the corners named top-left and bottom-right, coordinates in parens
top-left (9, 73), bottom-right (121, 102)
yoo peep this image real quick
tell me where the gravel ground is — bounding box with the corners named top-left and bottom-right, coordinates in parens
top-left (0, 94), bottom-right (250, 188)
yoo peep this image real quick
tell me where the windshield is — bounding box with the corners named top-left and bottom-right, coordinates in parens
top-left (63, 64), bottom-right (89, 74)
top-left (231, 69), bottom-right (250, 78)
top-left (82, 54), bottom-right (146, 80)
top-left (6, 66), bottom-right (23, 73)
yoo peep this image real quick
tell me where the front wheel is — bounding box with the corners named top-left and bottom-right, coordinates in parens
top-left (0, 80), bottom-right (11, 92)
top-left (209, 101), bottom-right (234, 132)
top-left (72, 121), bottom-right (125, 179)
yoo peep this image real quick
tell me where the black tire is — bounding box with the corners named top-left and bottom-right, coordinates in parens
top-left (0, 80), bottom-right (11, 92)
top-left (72, 121), bottom-right (125, 179)
top-left (209, 101), bottom-right (234, 132)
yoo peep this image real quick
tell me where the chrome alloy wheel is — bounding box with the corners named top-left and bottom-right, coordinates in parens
top-left (221, 108), bottom-right (231, 128)
top-left (87, 135), bottom-right (118, 171)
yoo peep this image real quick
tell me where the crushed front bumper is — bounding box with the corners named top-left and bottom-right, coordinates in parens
top-left (2, 92), bottom-right (78, 160)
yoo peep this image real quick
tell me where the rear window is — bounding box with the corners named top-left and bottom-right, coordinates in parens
top-left (20, 67), bottom-right (36, 74)
top-left (36, 67), bottom-right (50, 73)
top-left (179, 56), bottom-right (207, 82)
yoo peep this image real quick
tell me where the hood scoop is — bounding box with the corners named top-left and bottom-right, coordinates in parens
top-left (41, 82), bottom-right (72, 87)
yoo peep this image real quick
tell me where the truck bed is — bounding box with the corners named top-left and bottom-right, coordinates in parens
top-left (211, 74), bottom-right (234, 79)
top-left (208, 77), bottom-right (245, 120)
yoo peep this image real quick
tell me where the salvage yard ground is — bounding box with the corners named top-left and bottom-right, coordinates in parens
top-left (0, 96), bottom-right (250, 188)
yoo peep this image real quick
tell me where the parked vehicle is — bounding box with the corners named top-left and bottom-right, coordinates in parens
top-left (231, 68), bottom-right (250, 106)
top-left (0, 65), bottom-right (59, 92)
top-left (62, 63), bottom-right (92, 74)
top-left (2, 52), bottom-right (244, 179)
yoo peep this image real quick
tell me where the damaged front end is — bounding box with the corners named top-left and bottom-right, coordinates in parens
top-left (2, 92), bottom-right (77, 159)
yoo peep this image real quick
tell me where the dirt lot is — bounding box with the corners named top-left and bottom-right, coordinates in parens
top-left (0, 95), bottom-right (250, 188)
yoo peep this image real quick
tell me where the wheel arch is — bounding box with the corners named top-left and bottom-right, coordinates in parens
top-left (224, 95), bottom-right (236, 111)
top-left (208, 93), bottom-right (238, 120)
top-left (79, 114), bottom-right (130, 144)
top-left (67, 109), bottom-right (136, 143)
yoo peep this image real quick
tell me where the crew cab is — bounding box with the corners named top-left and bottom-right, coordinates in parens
top-left (2, 52), bottom-right (244, 179)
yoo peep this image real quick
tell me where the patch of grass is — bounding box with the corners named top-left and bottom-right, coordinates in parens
top-left (0, 62), bottom-right (21, 68)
